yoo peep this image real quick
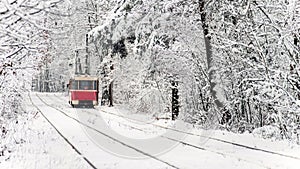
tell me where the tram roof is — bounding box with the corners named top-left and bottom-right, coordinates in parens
top-left (72, 75), bottom-right (98, 81)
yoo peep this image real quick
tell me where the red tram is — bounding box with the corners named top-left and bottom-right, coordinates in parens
top-left (68, 76), bottom-right (99, 108)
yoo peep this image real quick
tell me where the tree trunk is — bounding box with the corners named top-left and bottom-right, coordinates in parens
top-left (109, 81), bottom-right (113, 107)
top-left (199, 1), bottom-right (225, 115)
top-left (171, 80), bottom-right (179, 120)
top-left (247, 98), bottom-right (252, 123)
top-left (259, 106), bottom-right (263, 127)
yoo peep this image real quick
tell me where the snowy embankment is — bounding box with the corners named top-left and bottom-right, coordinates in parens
top-left (1, 92), bottom-right (300, 169)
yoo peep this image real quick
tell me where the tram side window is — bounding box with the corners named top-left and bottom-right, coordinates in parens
top-left (70, 80), bottom-right (78, 90)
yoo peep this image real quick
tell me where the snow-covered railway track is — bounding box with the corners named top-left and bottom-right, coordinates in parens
top-left (75, 110), bottom-right (277, 169)
top-left (47, 94), bottom-right (279, 169)
top-left (33, 93), bottom-right (181, 169)
top-left (53, 93), bottom-right (300, 161)
top-left (84, 108), bottom-right (300, 167)
top-left (92, 110), bottom-right (300, 168)
top-left (28, 93), bottom-right (98, 169)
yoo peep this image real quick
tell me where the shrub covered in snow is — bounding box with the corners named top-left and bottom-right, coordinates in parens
top-left (253, 125), bottom-right (282, 141)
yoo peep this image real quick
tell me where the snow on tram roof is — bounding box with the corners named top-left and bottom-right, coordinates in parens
top-left (73, 75), bottom-right (98, 81)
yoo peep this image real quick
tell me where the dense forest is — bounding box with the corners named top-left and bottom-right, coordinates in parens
top-left (1, 0), bottom-right (300, 143)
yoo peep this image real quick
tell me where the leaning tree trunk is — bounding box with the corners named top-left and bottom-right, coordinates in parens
top-left (199, 1), bottom-right (225, 120)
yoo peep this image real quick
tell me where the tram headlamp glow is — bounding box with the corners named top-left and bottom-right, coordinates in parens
top-left (72, 100), bottom-right (79, 104)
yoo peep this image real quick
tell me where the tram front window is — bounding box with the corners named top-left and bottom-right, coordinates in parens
top-left (79, 81), bottom-right (93, 90)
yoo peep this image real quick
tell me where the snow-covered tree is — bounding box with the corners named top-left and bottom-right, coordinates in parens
top-left (200, 0), bottom-right (300, 139)
top-left (88, 0), bottom-right (210, 121)
top-left (0, 0), bottom-right (68, 149)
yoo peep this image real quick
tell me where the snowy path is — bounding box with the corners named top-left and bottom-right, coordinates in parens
top-left (4, 92), bottom-right (298, 169)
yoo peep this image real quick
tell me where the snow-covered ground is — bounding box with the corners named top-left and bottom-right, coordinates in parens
top-left (1, 92), bottom-right (300, 169)
top-left (0, 94), bottom-right (91, 169)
